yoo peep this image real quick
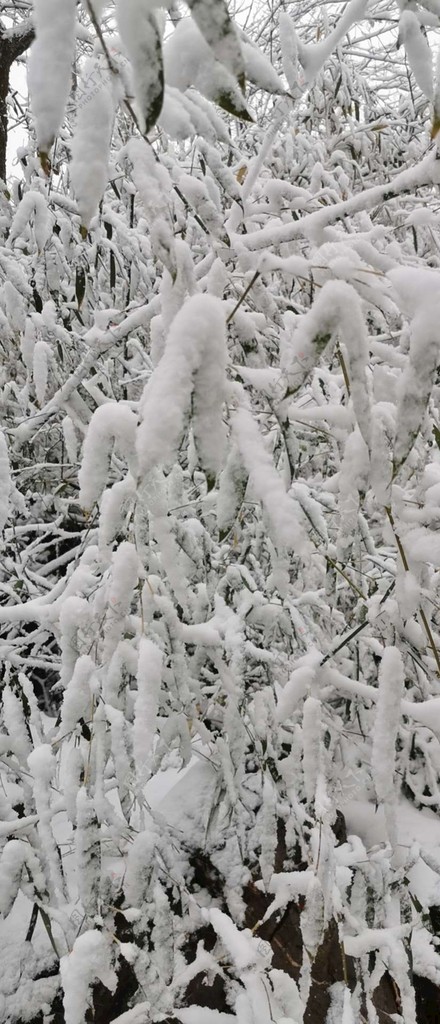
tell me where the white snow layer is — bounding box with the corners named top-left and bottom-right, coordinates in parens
top-left (60, 930), bottom-right (117, 1024)
top-left (116, 0), bottom-right (164, 133)
top-left (78, 403), bottom-right (138, 510)
top-left (70, 55), bottom-right (117, 228)
top-left (28, 0), bottom-right (77, 153)
top-left (136, 294), bottom-right (227, 480)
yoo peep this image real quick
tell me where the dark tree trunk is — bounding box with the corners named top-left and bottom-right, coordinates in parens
top-left (0, 46), bottom-right (10, 184)
top-left (0, 21), bottom-right (34, 184)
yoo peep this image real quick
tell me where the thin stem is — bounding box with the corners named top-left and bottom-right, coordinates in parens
top-left (227, 269), bottom-right (261, 324)
top-left (336, 344), bottom-right (351, 396)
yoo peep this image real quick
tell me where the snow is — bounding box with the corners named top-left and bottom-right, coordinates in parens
top-left (176, 1010), bottom-right (236, 1024)
top-left (163, 17), bottom-right (250, 120)
top-left (159, 87), bottom-right (198, 140)
top-left (59, 654), bottom-right (96, 734)
top-left (404, 526), bottom-right (440, 567)
top-left (344, 923), bottom-right (411, 959)
top-left (107, 1005), bottom-right (150, 1024)
top-left (179, 173), bottom-right (224, 237)
top-left (302, 696), bottom-right (321, 805)
top-left (240, 36), bottom-right (285, 95)
top-left (393, 282), bottom-right (440, 469)
top-left (8, 190), bottom-right (50, 251)
top-left (0, 932), bottom-right (59, 1022)
top-left (345, 796), bottom-right (440, 907)
top-left (230, 399), bottom-right (310, 554)
top-left (28, 743), bottom-right (54, 781)
top-left (28, 744), bottom-right (65, 900)
top-left (371, 647), bottom-right (404, 847)
top-left (70, 55), bottom-right (117, 229)
top-left (60, 930), bottom-right (117, 1024)
top-left (133, 637), bottom-right (163, 786)
top-left (280, 279), bottom-right (370, 452)
top-left (3, 280), bottom-right (26, 333)
top-left (0, 840), bottom-right (46, 917)
top-left (116, 0), bottom-right (164, 133)
top-left (259, 869), bottom-right (315, 922)
top-left (300, 874), bottom-right (325, 958)
top-left (136, 294), bottom-right (227, 480)
top-left (103, 541), bottom-right (139, 659)
top-left (20, 318), bottom-right (36, 372)
top-left (2, 684), bottom-right (32, 762)
top-left (6, 3), bottom-right (440, 1020)
top-left (145, 757), bottom-right (219, 846)
top-left (412, 928), bottom-right (440, 986)
top-left (33, 339), bottom-right (50, 406)
top-left (75, 787), bottom-right (100, 916)
top-left (294, 0), bottom-right (369, 85)
top-left (62, 415), bottom-right (78, 465)
top-left (185, 0), bottom-right (243, 81)
top-left (399, 9), bottom-right (434, 100)
top-left (28, 0), bottom-right (77, 154)
top-left (78, 403), bottom-right (138, 510)
top-left (125, 139), bottom-right (174, 257)
top-left (0, 430), bottom-right (10, 533)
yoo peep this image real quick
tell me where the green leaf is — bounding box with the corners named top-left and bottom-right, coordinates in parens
top-left (110, 250), bottom-right (116, 292)
top-left (38, 150), bottom-right (51, 177)
top-left (137, 14), bottom-right (164, 134)
top-left (32, 285), bottom-right (43, 313)
top-left (79, 718), bottom-right (91, 741)
top-left (215, 87), bottom-right (254, 121)
top-left (75, 266), bottom-right (86, 310)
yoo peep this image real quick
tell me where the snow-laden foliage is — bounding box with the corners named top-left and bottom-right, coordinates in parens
top-left (2, 1), bottom-right (440, 1022)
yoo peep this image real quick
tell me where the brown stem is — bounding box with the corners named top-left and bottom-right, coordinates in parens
top-left (227, 269), bottom-right (261, 324)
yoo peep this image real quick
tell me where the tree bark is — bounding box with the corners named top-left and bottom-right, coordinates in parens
top-left (0, 46), bottom-right (9, 184)
top-left (0, 21), bottom-right (34, 184)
